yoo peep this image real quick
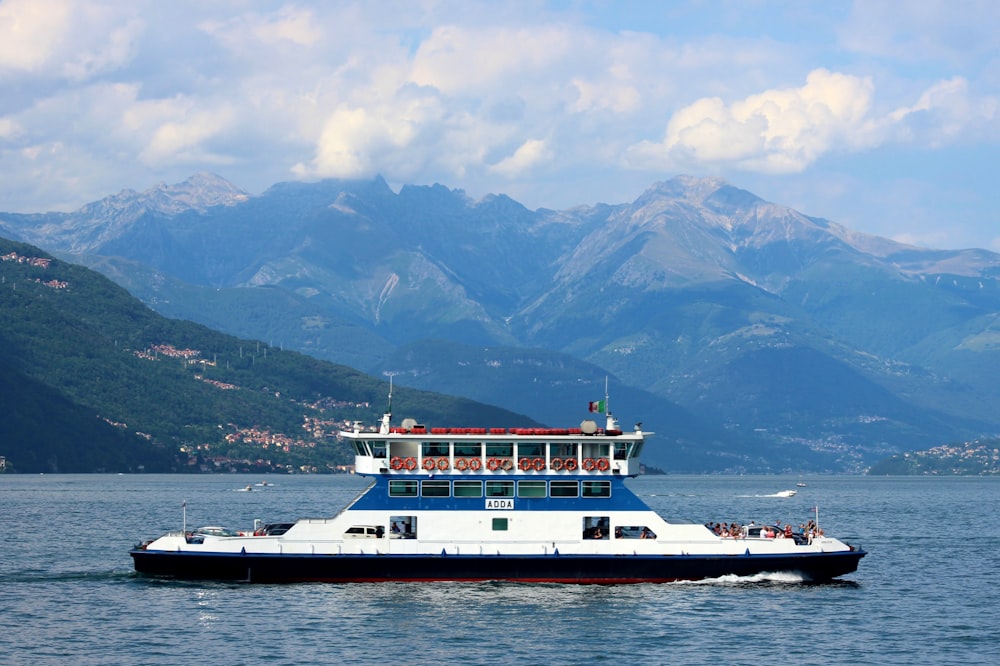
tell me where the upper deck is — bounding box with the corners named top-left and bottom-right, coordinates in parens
top-left (340, 413), bottom-right (651, 477)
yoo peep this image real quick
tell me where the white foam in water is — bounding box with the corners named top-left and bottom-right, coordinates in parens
top-left (674, 571), bottom-right (807, 586)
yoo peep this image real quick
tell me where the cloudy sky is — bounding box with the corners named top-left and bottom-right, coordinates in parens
top-left (2, 0), bottom-right (998, 249)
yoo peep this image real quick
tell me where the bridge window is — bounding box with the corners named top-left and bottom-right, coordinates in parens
top-left (550, 442), bottom-right (578, 457)
top-left (485, 443), bottom-right (513, 458)
top-left (421, 442), bottom-right (449, 457)
top-left (454, 443), bottom-right (482, 457)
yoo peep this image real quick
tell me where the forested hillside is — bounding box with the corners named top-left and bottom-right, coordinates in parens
top-left (0, 238), bottom-right (537, 473)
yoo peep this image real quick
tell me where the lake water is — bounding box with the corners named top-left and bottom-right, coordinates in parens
top-left (1, 474), bottom-right (997, 665)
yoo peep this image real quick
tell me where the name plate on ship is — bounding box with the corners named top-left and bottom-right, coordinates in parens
top-left (485, 499), bottom-right (513, 510)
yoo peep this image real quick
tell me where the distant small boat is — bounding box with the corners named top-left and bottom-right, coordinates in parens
top-left (775, 489), bottom-right (797, 497)
top-left (796, 482), bottom-right (807, 487)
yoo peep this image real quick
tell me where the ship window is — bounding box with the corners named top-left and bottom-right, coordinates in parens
top-left (390, 515), bottom-right (416, 538)
top-left (351, 441), bottom-right (368, 456)
top-left (582, 481), bottom-right (611, 497)
top-left (421, 480), bottom-right (450, 497)
top-left (613, 442), bottom-right (629, 460)
top-left (485, 480), bottom-right (514, 497)
top-left (582, 443), bottom-right (609, 459)
top-left (583, 516), bottom-right (609, 540)
top-left (370, 441), bottom-right (387, 458)
top-left (485, 443), bottom-right (513, 458)
top-left (517, 443), bottom-right (543, 456)
top-left (454, 480), bottom-right (483, 497)
top-left (454, 443), bottom-right (482, 457)
top-left (422, 442), bottom-right (449, 456)
top-left (492, 518), bottom-right (509, 531)
top-left (550, 481), bottom-right (578, 497)
top-left (517, 480), bottom-right (546, 498)
top-left (615, 525), bottom-right (656, 539)
top-left (550, 442), bottom-right (578, 457)
top-left (388, 480), bottom-right (418, 497)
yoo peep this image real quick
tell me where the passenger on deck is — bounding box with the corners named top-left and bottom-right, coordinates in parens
top-left (593, 527), bottom-right (603, 539)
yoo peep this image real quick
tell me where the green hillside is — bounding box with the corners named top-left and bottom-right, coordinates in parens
top-left (0, 238), bottom-right (537, 473)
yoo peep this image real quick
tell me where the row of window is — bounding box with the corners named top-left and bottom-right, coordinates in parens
top-left (363, 441), bottom-right (640, 460)
top-left (387, 479), bottom-right (613, 499)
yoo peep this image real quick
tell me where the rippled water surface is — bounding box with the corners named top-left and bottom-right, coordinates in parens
top-left (1, 474), bottom-right (996, 665)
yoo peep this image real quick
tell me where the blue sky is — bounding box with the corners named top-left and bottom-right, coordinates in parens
top-left (1, 0), bottom-right (998, 250)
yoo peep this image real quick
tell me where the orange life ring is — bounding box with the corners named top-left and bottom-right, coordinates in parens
top-left (596, 458), bottom-right (610, 471)
top-left (551, 458), bottom-right (564, 471)
top-left (437, 458), bottom-right (450, 471)
top-left (582, 458), bottom-right (596, 471)
top-left (518, 457), bottom-right (533, 471)
top-left (564, 458), bottom-right (578, 471)
top-left (422, 457), bottom-right (436, 471)
top-left (501, 458), bottom-right (513, 471)
top-left (390, 456), bottom-right (403, 470)
top-left (533, 457), bottom-right (545, 471)
top-left (487, 457), bottom-right (500, 471)
top-left (404, 457), bottom-right (417, 470)
top-left (469, 458), bottom-right (482, 471)
top-left (455, 458), bottom-right (469, 471)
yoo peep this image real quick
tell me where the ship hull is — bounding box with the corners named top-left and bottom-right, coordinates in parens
top-left (130, 548), bottom-right (865, 584)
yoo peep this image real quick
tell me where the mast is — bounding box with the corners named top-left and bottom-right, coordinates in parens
top-left (603, 376), bottom-right (620, 431)
top-left (379, 375), bottom-right (393, 434)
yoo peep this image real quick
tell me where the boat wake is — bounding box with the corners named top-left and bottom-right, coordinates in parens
top-left (678, 571), bottom-right (807, 586)
top-left (738, 491), bottom-right (798, 498)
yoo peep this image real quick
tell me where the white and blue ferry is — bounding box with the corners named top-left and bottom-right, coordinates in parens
top-left (131, 402), bottom-right (865, 583)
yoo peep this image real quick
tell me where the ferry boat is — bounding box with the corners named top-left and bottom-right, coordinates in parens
top-left (130, 403), bottom-right (865, 584)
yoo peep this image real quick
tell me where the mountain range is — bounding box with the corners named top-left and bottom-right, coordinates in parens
top-left (4, 172), bottom-right (1000, 472)
top-left (0, 237), bottom-right (536, 473)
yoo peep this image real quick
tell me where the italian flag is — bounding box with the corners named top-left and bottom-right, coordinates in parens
top-left (588, 400), bottom-right (606, 414)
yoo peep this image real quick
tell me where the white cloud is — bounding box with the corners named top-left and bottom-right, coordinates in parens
top-left (0, 0), bottom-right (73, 72)
top-left (626, 69), bottom-right (880, 173)
top-left (199, 5), bottom-right (322, 50)
top-left (489, 139), bottom-right (552, 177)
